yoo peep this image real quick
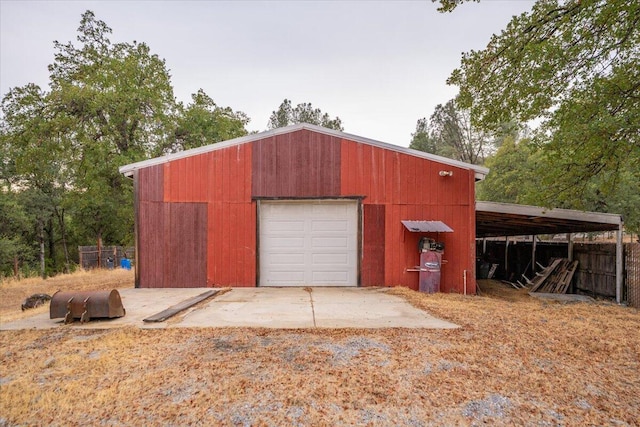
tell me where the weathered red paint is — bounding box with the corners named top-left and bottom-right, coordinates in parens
top-left (362, 204), bottom-right (385, 286)
top-left (138, 201), bottom-right (207, 288)
top-left (133, 128), bottom-right (477, 293)
top-left (252, 130), bottom-right (341, 197)
top-left (339, 139), bottom-right (476, 293)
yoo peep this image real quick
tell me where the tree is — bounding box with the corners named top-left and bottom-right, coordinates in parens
top-left (442, 0), bottom-right (640, 223)
top-left (268, 99), bottom-right (344, 131)
top-left (170, 89), bottom-right (249, 152)
top-left (2, 10), bottom-right (240, 275)
top-left (46, 10), bottom-right (178, 248)
top-left (0, 191), bottom-right (34, 276)
top-left (0, 83), bottom-right (71, 275)
top-left (476, 134), bottom-right (543, 205)
top-left (409, 118), bottom-right (438, 154)
top-left (409, 99), bottom-right (495, 164)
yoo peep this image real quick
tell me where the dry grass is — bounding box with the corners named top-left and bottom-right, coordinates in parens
top-left (1, 276), bottom-right (639, 426)
top-left (0, 269), bottom-right (134, 323)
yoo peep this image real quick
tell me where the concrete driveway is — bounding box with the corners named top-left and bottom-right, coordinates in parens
top-left (1, 287), bottom-right (458, 330)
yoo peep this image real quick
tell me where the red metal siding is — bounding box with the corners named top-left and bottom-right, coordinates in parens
top-left (165, 203), bottom-right (207, 288)
top-left (134, 129), bottom-right (477, 291)
top-left (138, 201), bottom-right (166, 288)
top-left (252, 129), bottom-right (341, 197)
top-left (139, 165), bottom-right (164, 202)
top-left (466, 169), bottom-right (477, 294)
top-left (362, 204), bottom-right (385, 286)
top-left (340, 138), bottom-right (475, 293)
top-left (137, 202), bottom-right (207, 288)
top-left (160, 144), bottom-right (255, 287)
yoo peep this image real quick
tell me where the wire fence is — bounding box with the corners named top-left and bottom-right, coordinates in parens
top-left (625, 243), bottom-right (640, 308)
top-left (78, 246), bottom-right (134, 270)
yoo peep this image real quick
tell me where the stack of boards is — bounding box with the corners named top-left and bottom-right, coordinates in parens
top-left (524, 258), bottom-right (579, 294)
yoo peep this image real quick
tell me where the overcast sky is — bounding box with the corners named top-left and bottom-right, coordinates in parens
top-left (1, 0), bottom-right (535, 147)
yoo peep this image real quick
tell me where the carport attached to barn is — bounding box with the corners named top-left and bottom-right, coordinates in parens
top-left (476, 201), bottom-right (624, 302)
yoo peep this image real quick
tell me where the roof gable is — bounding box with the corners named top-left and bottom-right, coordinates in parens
top-left (119, 123), bottom-right (489, 180)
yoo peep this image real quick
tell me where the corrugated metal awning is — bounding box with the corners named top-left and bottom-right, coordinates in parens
top-left (475, 201), bottom-right (622, 237)
top-left (401, 220), bottom-right (453, 233)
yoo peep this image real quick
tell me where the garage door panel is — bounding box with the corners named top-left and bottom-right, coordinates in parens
top-left (311, 271), bottom-right (349, 283)
top-left (269, 237), bottom-right (305, 249)
top-left (267, 271), bottom-right (305, 284)
top-left (311, 236), bottom-right (348, 249)
top-left (311, 219), bottom-right (348, 232)
top-left (264, 219), bottom-right (306, 233)
top-left (269, 253), bottom-right (305, 265)
top-left (260, 200), bottom-right (357, 286)
top-left (312, 253), bottom-right (348, 265)
top-left (312, 204), bottom-right (349, 215)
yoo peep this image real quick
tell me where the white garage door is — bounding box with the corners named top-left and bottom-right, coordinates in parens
top-left (259, 200), bottom-right (358, 287)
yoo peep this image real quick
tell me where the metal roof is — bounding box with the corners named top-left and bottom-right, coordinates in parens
top-left (401, 220), bottom-right (454, 233)
top-left (119, 123), bottom-right (489, 180)
top-left (476, 201), bottom-right (622, 237)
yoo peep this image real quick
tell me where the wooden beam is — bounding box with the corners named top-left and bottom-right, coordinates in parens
top-left (616, 225), bottom-right (623, 304)
top-left (504, 236), bottom-right (510, 277)
top-left (532, 235), bottom-right (537, 274)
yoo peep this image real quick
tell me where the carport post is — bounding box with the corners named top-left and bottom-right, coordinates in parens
top-left (504, 236), bottom-right (509, 276)
top-left (532, 235), bottom-right (536, 274)
top-left (616, 225), bottom-right (623, 304)
top-left (567, 233), bottom-right (573, 261)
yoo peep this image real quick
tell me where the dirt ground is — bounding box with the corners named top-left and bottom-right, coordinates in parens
top-left (1, 271), bottom-right (639, 426)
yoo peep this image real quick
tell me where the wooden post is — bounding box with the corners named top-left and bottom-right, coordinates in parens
top-left (532, 235), bottom-right (537, 274)
top-left (97, 235), bottom-right (102, 269)
top-left (79, 247), bottom-right (83, 269)
top-left (504, 236), bottom-right (510, 277)
top-left (616, 225), bottom-right (623, 304)
top-left (567, 233), bottom-right (574, 261)
top-left (13, 255), bottom-right (19, 277)
top-left (133, 169), bottom-right (140, 288)
top-left (482, 238), bottom-right (487, 256)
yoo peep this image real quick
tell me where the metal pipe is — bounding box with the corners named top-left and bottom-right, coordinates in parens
top-left (463, 269), bottom-right (467, 296)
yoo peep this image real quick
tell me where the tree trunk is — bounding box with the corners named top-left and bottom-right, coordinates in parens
top-left (97, 233), bottom-right (103, 269)
top-left (47, 216), bottom-right (56, 271)
top-left (13, 256), bottom-right (19, 278)
top-left (55, 207), bottom-right (71, 273)
top-left (39, 219), bottom-right (46, 279)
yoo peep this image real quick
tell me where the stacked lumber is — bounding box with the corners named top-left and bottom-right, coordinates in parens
top-left (528, 258), bottom-right (579, 294)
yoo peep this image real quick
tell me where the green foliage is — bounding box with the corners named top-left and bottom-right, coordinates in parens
top-left (0, 10), bottom-right (250, 275)
top-left (409, 99), bottom-right (495, 165)
top-left (446, 0), bottom-right (640, 232)
top-left (268, 99), bottom-right (344, 131)
top-left (171, 89), bottom-right (249, 152)
top-left (476, 134), bottom-right (543, 205)
top-left (409, 118), bottom-right (439, 154)
top-left (432, 0), bottom-right (479, 13)
top-left (0, 191), bottom-right (34, 275)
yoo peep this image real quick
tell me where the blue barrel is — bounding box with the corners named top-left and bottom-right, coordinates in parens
top-left (120, 258), bottom-right (132, 270)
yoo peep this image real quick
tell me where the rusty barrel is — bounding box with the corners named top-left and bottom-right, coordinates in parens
top-left (50, 290), bottom-right (126, 323)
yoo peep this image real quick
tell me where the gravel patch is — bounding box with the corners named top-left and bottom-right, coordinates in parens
top-left (462, 394), bottom-right (512, 420)
top-left (437, 359), bottom-right (466, 371)
top-left (320, 337), bottom-right (390, 365)
top-left (359, 408), bottom-right (388, 424)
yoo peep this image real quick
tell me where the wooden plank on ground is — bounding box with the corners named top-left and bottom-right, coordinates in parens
top-left (556, 261), bottom-right (579, 294)
top-left (530, 259), bottom-right (562, 292)
top-left (143, 290), bottom-right (219, 323)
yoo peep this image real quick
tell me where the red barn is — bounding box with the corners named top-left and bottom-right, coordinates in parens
top-left (119, 124), bottom-right (488, 293)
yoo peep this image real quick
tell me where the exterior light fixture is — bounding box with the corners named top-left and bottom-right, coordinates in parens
top-left (439, 170), bottom-right (453, 177)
